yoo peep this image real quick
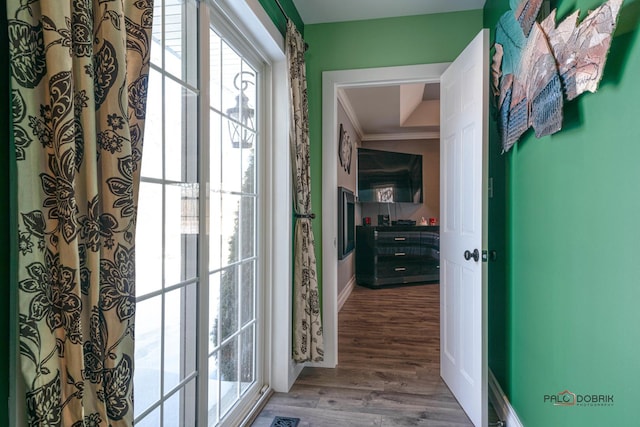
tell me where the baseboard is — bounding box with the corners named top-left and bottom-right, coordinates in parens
top-left (306, 275), bottom-right (355, 370)
top-left (289, 359), bottom-right (305, 390)
top-left (488, 369), bottom-right (524, 427)
top-left (338, 276), bottom-right (356, 312)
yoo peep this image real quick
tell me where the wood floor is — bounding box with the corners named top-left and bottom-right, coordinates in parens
top-left (250, 283), bottom-right (475, 427)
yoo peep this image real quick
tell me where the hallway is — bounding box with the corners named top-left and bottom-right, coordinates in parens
top-left (251, 283), bottom-right (473, 426)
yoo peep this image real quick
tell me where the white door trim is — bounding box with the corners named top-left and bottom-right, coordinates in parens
top-left (319, 63), bottom-right (450, 368)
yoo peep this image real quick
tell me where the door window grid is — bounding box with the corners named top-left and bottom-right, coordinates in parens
top-left (135, 0), bottom-right (199, 424)
top-left (135, 0), bottom-right (262, 425)
top-left (207, 25), bottom-right (259, 425)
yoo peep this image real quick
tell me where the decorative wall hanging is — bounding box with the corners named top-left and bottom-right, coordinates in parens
top-left (338, 123), bottom-right (353, 173)
top-left (493, 0), bottom-right (623, 153)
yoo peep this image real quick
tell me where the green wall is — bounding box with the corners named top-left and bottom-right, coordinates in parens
top-left (304, 9), bottom-right (484, 296)
top-left (484, 0), bottom-right (640, 426)
top-left (484, 0), bottom-right (512, 398)
top-left (257, 0), bottom-right (304, 36)
top-left (1, 1), bottom-right (11, 424)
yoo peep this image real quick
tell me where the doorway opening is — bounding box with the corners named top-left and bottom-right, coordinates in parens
top-left (319, 63), bottom-right (449, 369)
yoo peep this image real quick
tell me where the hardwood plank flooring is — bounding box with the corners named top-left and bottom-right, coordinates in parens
top-left (251, 283), bottom-right (477, 427)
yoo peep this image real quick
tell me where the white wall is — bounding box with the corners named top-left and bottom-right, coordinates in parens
top-left (359, 139), bottom-right (440, 224)
top-left (337, 101), bottom-right (359, 297)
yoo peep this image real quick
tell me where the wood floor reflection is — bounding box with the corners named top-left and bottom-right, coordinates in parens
top-left (251, 283), bottom-right (475, 426)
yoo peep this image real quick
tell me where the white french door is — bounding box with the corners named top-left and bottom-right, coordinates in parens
top-left (204, 19), bottom-right (263, 427)
top-left (134, 1), bottom-right (266, 425)
top-left (439, 29), bottom-right (489, 427)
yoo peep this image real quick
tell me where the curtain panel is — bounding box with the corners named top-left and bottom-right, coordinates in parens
top-left (286, 19), bottom-right (324, 363)
top-left (8, 0), bottom-right (153, 424)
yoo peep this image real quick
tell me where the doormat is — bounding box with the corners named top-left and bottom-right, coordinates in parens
top-left (270, 416), bottom-right (300, 427)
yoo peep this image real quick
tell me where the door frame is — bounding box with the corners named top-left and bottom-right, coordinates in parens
top-left (319, 63), bottom-right (450, 368)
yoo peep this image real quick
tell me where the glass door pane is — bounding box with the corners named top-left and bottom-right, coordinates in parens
top-left (135, 1), bottom-right (198, 425)
top-left (207, 26), bottom-right (259, 426)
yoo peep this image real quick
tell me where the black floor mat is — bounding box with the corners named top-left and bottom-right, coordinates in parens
top-left (270, 416), bottom-right (300, 427)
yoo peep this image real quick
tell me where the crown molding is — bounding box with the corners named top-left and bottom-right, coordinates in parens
top-left (336, 88), bottom-right (364, 140)
top-left (361, 131), bottom-right (440, 141)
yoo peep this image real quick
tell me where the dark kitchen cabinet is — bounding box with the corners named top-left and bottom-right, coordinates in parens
top-left (355, 226), bottom-right (439, 288)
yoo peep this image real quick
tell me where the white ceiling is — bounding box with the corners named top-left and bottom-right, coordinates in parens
top-left (292, 0), bottom-right (486, 25)
top-left (340, 84), bottom-right (441, 141)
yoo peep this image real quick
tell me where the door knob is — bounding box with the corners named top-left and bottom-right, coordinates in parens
top-left (464, 249), bottom-right (479, 262)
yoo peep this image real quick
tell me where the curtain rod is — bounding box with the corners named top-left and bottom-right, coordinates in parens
top-left (274, 0), bottom-right (309, 50)
top-left (274, 0), bottom-right (288, 20)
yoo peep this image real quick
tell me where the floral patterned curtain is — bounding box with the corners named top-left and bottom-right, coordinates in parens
top-left (8, 0), bottom-right (152, 424)
top-left (286, 19), bottom-right (324, 363)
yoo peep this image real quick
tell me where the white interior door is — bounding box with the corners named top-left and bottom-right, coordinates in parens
top-left (439, 29), bottom-right (489, 427)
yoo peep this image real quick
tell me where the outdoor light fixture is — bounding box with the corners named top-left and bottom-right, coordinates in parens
top-left (226, 71), bottom-right (255, 148)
